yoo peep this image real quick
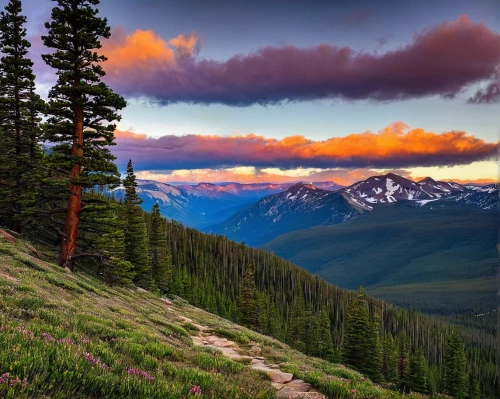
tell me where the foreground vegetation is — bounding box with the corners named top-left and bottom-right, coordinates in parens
top-left (0, 234), bottom-right (434, 399)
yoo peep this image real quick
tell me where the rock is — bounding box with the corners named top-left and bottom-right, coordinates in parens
top-left (272, 383), bottom-right (285, 391)
top-left (161, 298), bottom-right (173, 305)
top-left (136, 287), bottom-right (147, 293)
top-left (276, 392), bottom-right (326, 399)
top-left (24, 243), bottom-right (38, 257)
top-left (0, 230), bottom-right (17, 244)
top-left (178, 316), bottom-right (193, 323)
top-left (250, 358), bottom-right (262, 365)
top-left (255, 356), bottom-right (265, 360)
top-left (248, 346), bottom-right (262, 356)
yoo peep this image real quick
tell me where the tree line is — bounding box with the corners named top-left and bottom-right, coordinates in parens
top-left (0, 1), bottom-right (496, 398)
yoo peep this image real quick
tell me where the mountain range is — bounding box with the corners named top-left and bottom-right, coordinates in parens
top-left (113, 180), bottom-right (344, 228)
top-left (205, 173), bottom-right (498, 245)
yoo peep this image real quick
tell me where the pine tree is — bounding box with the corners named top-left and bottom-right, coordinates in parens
top-left (444, 332), bottom-right (468, 399)
top-left (407, 348), bottom-right (429, 393)
top-left (343, 287), bottom-right (372, 373)
top-left (0, 0), bottom-right (43, 232)
top-left (122, 160), bottom-right (151, 288)
top-left (42, 0), bottom-right (126, 268)
top-left (468, 375), bottom-right (481, 399)
top-left (382, 335), bottom-right (399, 383)
top-left (149, 203), bottom-right (172, 291)
top-left (317, 307), bottom-right (334, 360)
top-left (398, 337), bottom-right (410, 393)
top-left (81, 196), bottom-right (134, 285)
top-left (238, 264), bottom-right (258, 327)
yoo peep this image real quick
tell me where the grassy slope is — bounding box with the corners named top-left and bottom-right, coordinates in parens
top-left (262, 204), bottom-right (498, 315)
top-left (0, 234), bottom-right (424, 399)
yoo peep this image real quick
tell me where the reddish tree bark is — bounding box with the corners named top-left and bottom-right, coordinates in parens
top-left (59, 106), bottom-right (84, 269)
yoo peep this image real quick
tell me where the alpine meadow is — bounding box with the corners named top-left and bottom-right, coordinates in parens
top-left (0, 1), bottom-right (498, 399)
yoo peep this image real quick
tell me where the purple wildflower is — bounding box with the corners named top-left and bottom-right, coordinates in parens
top-left (127, 368), bottom-right (155, 382)
top-left (83, 352), bottom-right (110, 370)
top-left (0, 373), bottom-right (9, 384)
top-left (189, 385), bottom-right (203, 395)
top-left (41, 332), bottom-right (56, 342)
top-left (81, 337), bottom-right (92, 344)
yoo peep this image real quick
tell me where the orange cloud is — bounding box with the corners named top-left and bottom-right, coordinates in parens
top-left (114, 122), bottom-right (497, 171)
top-left (168, 33), bottom-right (200, 56)
top-left (103, 27), bottom-right (176, 71)
top-left (440, 177), bottom-right (498, 185)
top-left (114, 130), bottom-right (147, 140)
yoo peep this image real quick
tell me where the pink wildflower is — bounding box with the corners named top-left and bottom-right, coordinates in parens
top-left (127, 368), bottom-right (155, 382)
top-left (189, 385), bottom-right (203, 395)
top-left (41, 332), bottom-right (56, 342)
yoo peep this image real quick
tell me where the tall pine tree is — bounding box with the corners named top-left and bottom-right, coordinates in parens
top-left (149, 203), bottom-right (172, 291)
top-left (122, 160), bottom-right (151, 288)
top-left (0, 0), bottom-right (43, 232)
top-left (444, 332), bottom-right (468, 399)
top-left (238, 263), bottom-right (258, 327)
top-left (42, 0), bottom-right (126, 268)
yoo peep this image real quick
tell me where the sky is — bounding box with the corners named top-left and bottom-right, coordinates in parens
top-left (23, 0), bottom-right (499, 185)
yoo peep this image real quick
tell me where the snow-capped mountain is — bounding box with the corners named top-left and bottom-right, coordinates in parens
top-left (204, 183), bottom-right (367, 245)
top-left (204, 173), bottom-right (497, 245)
top-left (113, 180), bottom-right (345, 228)
top-left (343, 173), bottom-right (497, 210)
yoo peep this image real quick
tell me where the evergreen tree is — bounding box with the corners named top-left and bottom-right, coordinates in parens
top-left (149, 203), bottom-right (172, 291)
top-left (0, 0), bottom-right (43, 232)
top-left (444, 332), bottom-right (468, 399)
top-left (237, 264), bottom-right (258, 327)
top-left (366, 314), bottom-right (383, 383)
top-left (407, 348), bottom-right (429, 393)
top-left (343, 287), bottom-right (372, 375)
top-left (398, 337), bottom-right (410, 393)
top-left (317, 307), bottom-right (334, 360)
top-left (382, 335), bottom-right (399, 383)
top-left (82, 196), bottom-right (134, 285)
top-left (288, 291), bottom-right (306, 351)
top-left (468, 375), bottom-right (481, 399)
top-left (122, 160), bottom-right (151, 288)
top-left (42, 0), bottom-right (126, 268)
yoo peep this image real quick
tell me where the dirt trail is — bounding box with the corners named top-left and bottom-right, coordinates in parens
top-left (180, 316), bottom-right (326, 399)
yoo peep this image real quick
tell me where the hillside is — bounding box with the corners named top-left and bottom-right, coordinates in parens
top-left (0, 232), bottom-right (414, 399)
top-left (262, 203), bottom-right (499, 316)
top-left (204, 184), bottom-right (368, 245)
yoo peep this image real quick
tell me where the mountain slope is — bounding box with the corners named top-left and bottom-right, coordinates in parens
top-left (262, 203), bottom-right (499, 316)
top-left (113, 180), bottom-right (344, 229)
top-left (0, 232), bottom-right (403, 399)
top-left (205, 183), bottom-right (369, 245)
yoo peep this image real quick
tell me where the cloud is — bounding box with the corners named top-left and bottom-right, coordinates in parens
top-left (99, 16), bottom-right (500, 106)
top-left (134, 167), bottom-right (414, 186)
top-left (113, 122), bottom-right (498, 171)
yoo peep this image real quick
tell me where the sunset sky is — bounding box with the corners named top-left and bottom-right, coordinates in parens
top-left (25, 0), bottom-right (499, 185)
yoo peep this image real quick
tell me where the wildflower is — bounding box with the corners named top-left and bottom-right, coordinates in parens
top-left (41, 332), bottom-right (56, 342)
top-left (81, 337), bottom-right (92, 344)
top-left (0, 326), bottom-right (8, 331)
top-left (22, 378), bottom-right (28, 387)
top-left (9, 378), bottom-right (20, 386)
top-left (189, 385), bottom-right (203, 395)
top-left (0, 373), bottom-right (9, 384)
top-left (127, 368), bottom-right (155, 382)
top-left (83, 352), bottom-right (110, 370)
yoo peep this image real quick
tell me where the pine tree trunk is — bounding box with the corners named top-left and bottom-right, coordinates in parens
top-left (59, 105), bottom-right (84, 269)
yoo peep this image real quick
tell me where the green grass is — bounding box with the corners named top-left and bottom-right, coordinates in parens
top-left (263, 204), bottom-right (498, 315)
top-left (0, 233), bottom-right (427, 399)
